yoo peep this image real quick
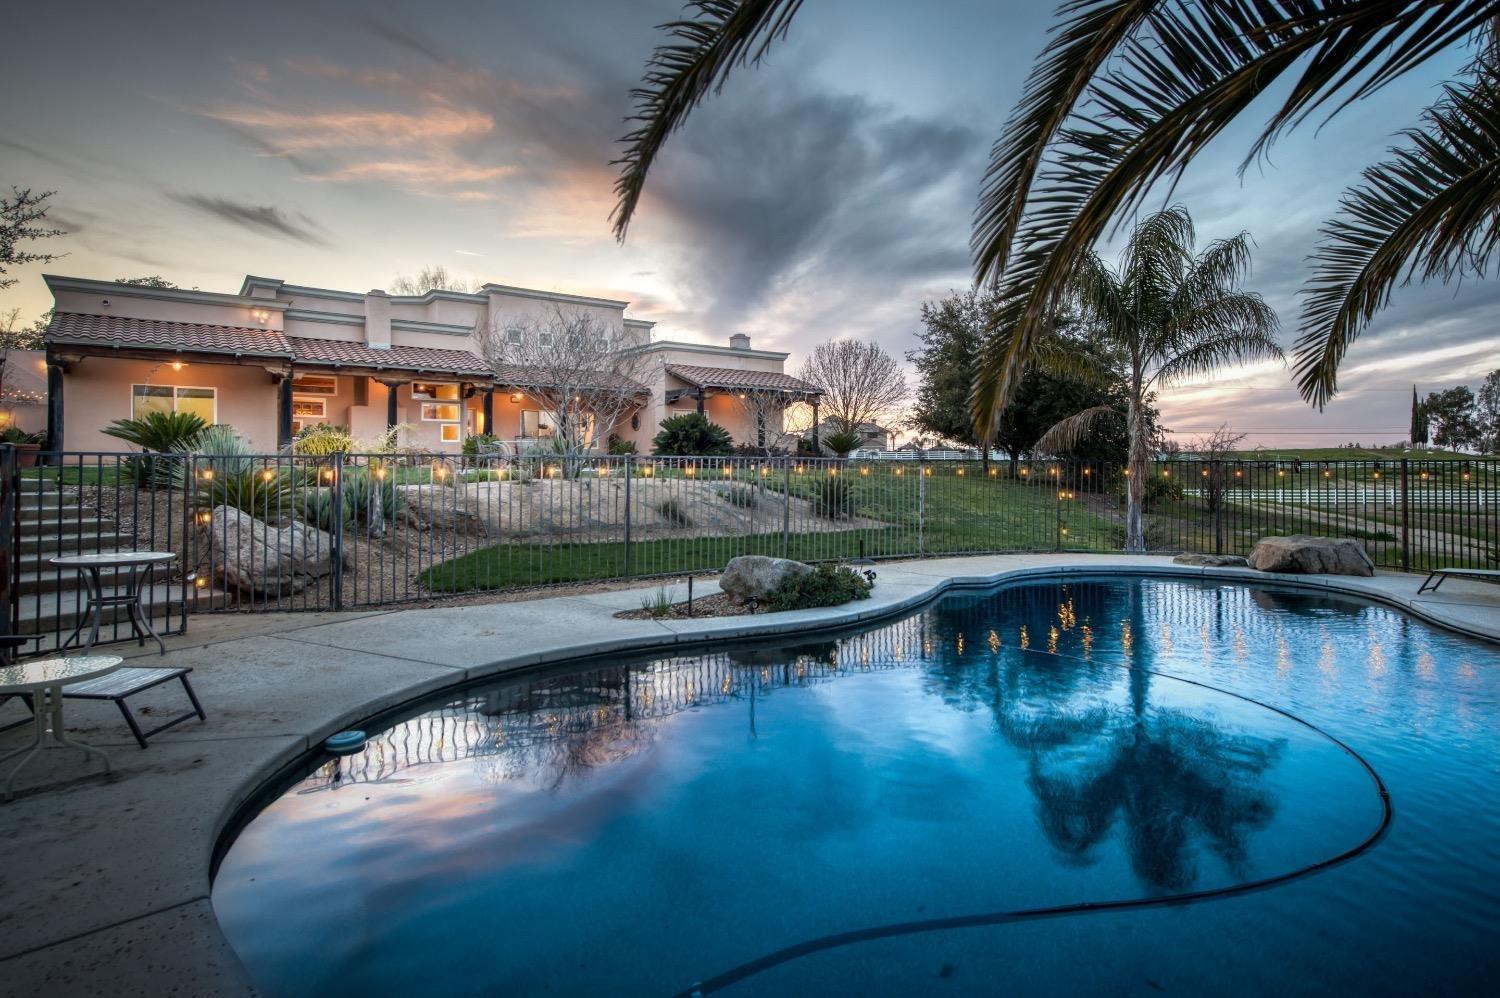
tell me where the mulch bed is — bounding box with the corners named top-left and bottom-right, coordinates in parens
top-left (614, 592), bottom-right (771, 620)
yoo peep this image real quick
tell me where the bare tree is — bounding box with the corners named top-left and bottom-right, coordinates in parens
top-left (727, 388), bottom-right (815, 457)
top-left (1186, 424), bottom-right (1248, 532)
top-left (797, 339), bottom-right (909, 437)
top-left (1, 188), bottom-right (65, 290)
top-left (475, 305), bottom-right (658, 455)
top-left (390, 264), bottom-right (483, 296)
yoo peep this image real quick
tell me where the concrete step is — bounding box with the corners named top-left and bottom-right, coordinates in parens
top-left (14, 585), bottom-right (218, 648)
top-left (18, 504), bottom-right (91, 521)
top-left (18, 532), bottom-right (129, 555)
top-left (13, 565), bottom-right (143, 596)
top-left (17, 515), bottom-right (116, 535)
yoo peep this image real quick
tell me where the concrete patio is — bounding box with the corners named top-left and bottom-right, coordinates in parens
top-left (1, 554), bottom-right (1497, 996)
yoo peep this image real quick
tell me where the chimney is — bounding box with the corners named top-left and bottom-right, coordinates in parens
top-left (364, 290), bottom-right (391, 349)
top-left (729, 333), bottom-right (751, 351)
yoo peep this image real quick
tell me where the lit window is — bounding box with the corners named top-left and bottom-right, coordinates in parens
top-left (411, 382), bottom-right (460, 401)
top-left (132, 384), bottom-right (216, 422)
top-left (291, 375), bottom-right (338, 396)
top-left (420, 403), bottom-right (462, 422)
top-left (439, 424), bottom-right (460, 443)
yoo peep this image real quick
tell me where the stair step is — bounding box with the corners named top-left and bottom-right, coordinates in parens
top-left (18, 516), bottom-right (116, 535)
top-left (18, 532), bottom-right (129, 555)
top-left (14, 585), bottom-right (220, 645)
top-left (13, 565), bottom-right (146, 595)
top-left (18, 504), bottom-right (91, 521)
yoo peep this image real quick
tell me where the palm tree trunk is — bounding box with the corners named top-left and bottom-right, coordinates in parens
top-left (1125, 392), bottom-right (1148, 553)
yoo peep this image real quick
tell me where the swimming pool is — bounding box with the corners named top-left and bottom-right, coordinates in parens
top-left (212, 576), bottom-right (1500, 995)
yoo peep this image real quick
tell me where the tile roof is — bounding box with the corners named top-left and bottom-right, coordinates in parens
top-left (667, 364), bottom-right (821, 395)
top-left (285, 337), bottom-right (493, 375)
top-left (45, 312), bottom-right (292, 357)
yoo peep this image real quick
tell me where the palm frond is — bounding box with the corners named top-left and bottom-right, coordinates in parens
top-left (972, 0), bottom-right (1161, 283)
top-left (1295, 56), bottom-right (1500, 406)
top-left (1033, 404), bottom-right (1120, 455)
top-left (1031, 335), bottom-right (1122, 391)
top-left (975, 0), bottom-right (1497, 421)
top-left (1153, 322), bottom-right (1284, 388)
top-left (612, 0), bottom-right (803, 240)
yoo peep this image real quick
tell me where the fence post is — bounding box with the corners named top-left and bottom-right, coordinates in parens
top-left (1399, 458), bottom-right (1410, 572)
top-left (1213, 461), bottom-right (1224, 556)
top-left (0, 445), bottom-right (15, 643)
top-left (331, 452), bottom-right (345, 610)
top-left (1055, 467), bottom-right (1063, 552)
top-left (918, 464), bottom-right (926, 556)
top-left (623, 454), bottom-right (632, 578)
top-left (781, 457), bottom-right (791, 559)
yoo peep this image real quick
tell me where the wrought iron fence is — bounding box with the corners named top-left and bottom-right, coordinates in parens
top-left (4, 445), bottom-right (1496, 656)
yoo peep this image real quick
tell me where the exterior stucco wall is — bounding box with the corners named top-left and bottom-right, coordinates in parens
top-left (62, 356), bottom-right (279, 452)
top-left (50, 287), bottom-right (284, 333)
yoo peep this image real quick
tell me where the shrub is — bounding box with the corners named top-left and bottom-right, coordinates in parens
top-left (652, 413), bottom-right (732, 456)
top-left (722, 484), bottom-right (757, 508)
top-left (0, 426), bottom-right (44, 445)
top-left (657, 497), bottom-right (693, 526)
top-left (608, 435), bottom-right (638, 455)
top-left (300, 468), bottom-right (405, 535)
top-left (812, 475), bottom-right (852, 519)
top-left (640, 587), bottom-right (673, 618)
top-left (766, 563), bottom-right (873, 612)
top-left (102, 410), bottom-right (207, 452)
top-left (1143, 473), bottom-right (1184, 504)
top-left (293, 422), bottom-right (355, 456)
top-left (462, 432), bottom-right (501, 456)
top-left (176, 426), bottom-right (295, 518)
top-left (822, 429), bottom-right (864, 457)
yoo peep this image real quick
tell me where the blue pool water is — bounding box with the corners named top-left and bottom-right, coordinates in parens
top-left (212, 577), bottom-right (1500, 995)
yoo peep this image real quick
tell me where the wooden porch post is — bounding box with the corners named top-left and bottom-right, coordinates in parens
top-left (386, 382), bottom-right (400, 428)
top-left (277, 373), bottom-right (294, 449)
top-left (482, 387), bottom-right (494, 436)
top-left (811, 398), bottom-right (820, 454)
top-left (695, 388), bottom-right (705, 416)
top-left (45, 355), bottom-right (64, 455)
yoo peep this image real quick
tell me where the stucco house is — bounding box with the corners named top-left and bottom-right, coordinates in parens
top-left (40, 274), bottom-right (821, 454)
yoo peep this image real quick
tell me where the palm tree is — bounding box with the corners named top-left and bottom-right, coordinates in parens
top-left (610, 2), bottom-right (1499, 416)
top-left (1031, 206), bottom-right (1281, 552)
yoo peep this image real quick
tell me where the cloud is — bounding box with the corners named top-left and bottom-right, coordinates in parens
top-left (168, 194), bottom-right (331, 246)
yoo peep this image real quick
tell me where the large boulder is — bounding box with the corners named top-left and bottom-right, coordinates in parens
top-left (199, 505), bottom-right (352, 595)
top-left (1173, 553), bottom-right (1249, 567)
top-left (1247, 535), bottom-right (1374, 577)
top-left (720, 555), bottom-right (812, 605)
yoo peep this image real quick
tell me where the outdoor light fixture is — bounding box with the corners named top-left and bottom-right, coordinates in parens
top-left (195, 575), bottom-right (209, 589)
top-left (830, 468), bottom-right (839, 476)
top-left (955, 468), bottom-right (964, 476)
top-left (988, 468), bottom-right (997, 477)
top-left (685, 466), bottom-right (696, 477)
top-left (923, 467), bottom-right (932, 476)
top-left (722, 466), bottom-right (732, 477)
top-left (759, 466), bottom-right (769, 476)
top-left (375, 467), bottom-right (387, 480)
top-left (171, 360), bottom-right (184, 371)
top-left (322, 469), bottom-right (334, 482)
top-left (1020, 468), bottom-right (1029, 477)
top-left (200, 469), bottom-right (214, 481)
top-left (262, 469), bottom-right (275, 482)
top-left (894, 468), bottom-right (903, 476)
top-left (643, 465), bottom-right (655, 477)
top-left (510, 393), bottom-right (521, 403)
top-left (861, 467), bottom-right (870, 475)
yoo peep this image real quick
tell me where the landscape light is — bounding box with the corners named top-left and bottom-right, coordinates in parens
top-left (956, 468), bottom-right (964, 476)
top-left (262, 469), bottom-right (275, 482)
top-left (195, 575), bottom-right (209, 589)
top-left (861, 467), bottom-right (870, 475)
top-left (894, 468), bottom-right (903, 476)
top-left (643, 465), bottom-right (654, 477)
top-left (685, 466), bottom-right (696, 477)
top-left (923, 467), bottom-right (932, 476)
top-left (200, 469), bottom-right (215, 481)
top-left (830, 467), bottom-right (839, 476)
top-left (722, 466), bottom-right (732, 477)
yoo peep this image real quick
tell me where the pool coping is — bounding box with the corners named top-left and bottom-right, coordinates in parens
top-left (2, 553), bottom-right (1497, 994)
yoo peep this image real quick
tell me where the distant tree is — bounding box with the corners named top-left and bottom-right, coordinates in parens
top-left (797, 339), bottom-right (909, 437)
top-left (1186, 424), bottom-right (1249, 527)
top-left (1410, 386), bottom-right (1430, 447)
top-left (1031, 208), bottom-right (1281, 552)
top-left (474, 305), bottom-right (658, 455)
top-left (0, 188), bottom-right (65, 290)
top-left (390, 265), bottom-right (481, 296)
top-left (1423, 386), bottom-right (1480, 450)
top-left (115, 276), bottom-right (178, 288)
top-left (1476, 371), bottom-right (1500, 454)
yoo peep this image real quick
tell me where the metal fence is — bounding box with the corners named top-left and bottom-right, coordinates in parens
top-left (4, 445), bottom-right (1496, 656)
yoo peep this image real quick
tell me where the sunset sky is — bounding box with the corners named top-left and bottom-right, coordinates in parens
top-left (4, 0), bottom-right (1495, 446)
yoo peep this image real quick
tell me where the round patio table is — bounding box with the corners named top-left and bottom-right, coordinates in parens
top-left (50, 552), bottom-right (176, 655)
top-left (0, 655), bottom-right (122, 800)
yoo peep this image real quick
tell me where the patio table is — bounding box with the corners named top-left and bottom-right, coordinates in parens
top-left (0, 654), bottom-right (122, 800)
top-left (50, 551), bottom-right (177, 654)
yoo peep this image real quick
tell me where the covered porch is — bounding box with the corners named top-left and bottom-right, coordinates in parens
top-left (664, 364), bottom-right (823, 450)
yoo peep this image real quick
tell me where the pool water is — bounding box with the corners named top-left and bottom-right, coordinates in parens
top-left (212, 577), bottom-right (1500, 996)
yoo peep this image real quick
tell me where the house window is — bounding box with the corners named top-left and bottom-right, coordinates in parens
top-left (411, 382), bottom-right (460, 401)
top-left (420, 403), bottom-right (462, 422)
top-left (291, 375), bottom-right (338, 396)
top-left (440, 424), bottom-right (460, 443)
top-left (505, 327), bottom-right (523, 345)
top-left (292, 398), bottom-right (326, 419)
top-left (132, 384), bottom-right (216, 423)
top-left (520, 409), bottom-right (556, 438)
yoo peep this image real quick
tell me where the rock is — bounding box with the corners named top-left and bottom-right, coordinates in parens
top-left (397, 485), bottom-right (493, 537)
top-left (720, 555), bottom-right (812, 605)
top-left (1173, 553), bottom-right (1249, 567)
top-left (1247, 535), bottom-right (1374, 577)
top-left (199, 505), bottom-right (352, 595)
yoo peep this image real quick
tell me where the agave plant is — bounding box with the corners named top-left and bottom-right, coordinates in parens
top-left (102, 410), bottom-right (207, 452)
top-left (609, 1), bottom-right (1500, 415)
top-left (821, 429), bottom-right (864, 458)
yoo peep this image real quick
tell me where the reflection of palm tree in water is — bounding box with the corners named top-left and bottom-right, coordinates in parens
top-left (932, 581), bottom-right (1282, 892)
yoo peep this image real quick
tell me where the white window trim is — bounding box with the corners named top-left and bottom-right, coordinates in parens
top-left (130, 384), bottom-right (218, 423)
top-left (411, 382), bottom-right (461, 402)
top-left (291, 398), bottom-right (326, 419)
top-left (439, 424), bottom-right (461, 443)
top-left (291, 375), bottom-right (338, 396)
